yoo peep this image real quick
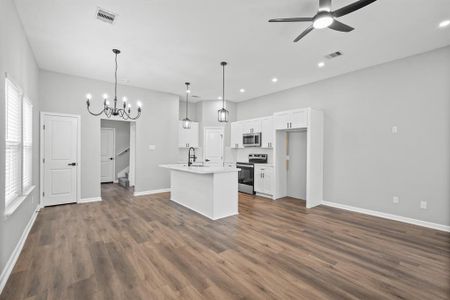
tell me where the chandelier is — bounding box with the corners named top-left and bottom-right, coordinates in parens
top-left (86, 49), bottom-right (142, 120)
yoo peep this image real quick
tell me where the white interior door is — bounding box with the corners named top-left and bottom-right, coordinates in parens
top-left (101, 128), bottom-right (115, 183)
top-left (203, 127), bottom-right (224, 166)
top-left (42, 114), bottom-right (79, 206)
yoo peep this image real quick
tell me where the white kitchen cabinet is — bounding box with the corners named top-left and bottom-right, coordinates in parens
top-left (230, 122), bottom-right (243, 148)
top-left (178, 121), bottom-right (199, 148)
top-left (261, 117), bottom-right (274, 148)
top-left (254, 165), bottom-right (273, 195)
top-left (273, 109), bottom-right (308, 129)
top-left (241, 119), bottom-right (261, 134)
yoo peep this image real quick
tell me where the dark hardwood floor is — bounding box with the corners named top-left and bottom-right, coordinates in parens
top-left (1, 183), bottom-right (449, 299)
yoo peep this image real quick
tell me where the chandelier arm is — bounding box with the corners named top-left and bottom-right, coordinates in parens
top-left (128, 109), bottom-right (141, 120)
top-left (87, 105), bottom-right (107, 116)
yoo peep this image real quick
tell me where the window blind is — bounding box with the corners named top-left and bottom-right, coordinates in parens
top-left (23, 98), bottom-right (33, 191)
top-left (5, 78), bottom-right (22, 206)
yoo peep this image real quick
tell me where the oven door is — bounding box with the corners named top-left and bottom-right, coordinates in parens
top-left (237, 163), bottom-right (254, 194)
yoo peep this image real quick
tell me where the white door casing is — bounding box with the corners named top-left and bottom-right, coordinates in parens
top-left (101, 128), bottom-right (115, 183)
top-left (203, 127), bottom-right (224, 166)
top-left (41, 113), bottom-right (80, 206)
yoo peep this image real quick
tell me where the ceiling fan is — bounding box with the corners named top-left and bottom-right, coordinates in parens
top-left (269, 0), bottom-right (377, 42)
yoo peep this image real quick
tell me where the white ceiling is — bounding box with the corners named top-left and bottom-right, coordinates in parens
top-left (14, 0), bottom-right (450, 102)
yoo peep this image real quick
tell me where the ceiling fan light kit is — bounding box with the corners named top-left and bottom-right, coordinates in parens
top-left (86, 49), bottom-right (142, 120)
top-left (269, 0), bottom-right (377, 42)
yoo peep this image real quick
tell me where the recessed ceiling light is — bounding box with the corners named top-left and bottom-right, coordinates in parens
top-left (272, 77), bottom-right (278, 83)
top-left (218, 96), bottom-right (223, 100)
top-left (439, 20), bottom-right (450, 28)
top-left (318, 62), bottom-right (325, 68)
top-left (240, 88), bottom-right (245, 93)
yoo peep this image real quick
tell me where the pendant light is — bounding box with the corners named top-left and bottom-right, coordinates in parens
top-left (86, 49), bottom-right (142, 120)
top-left (218, 61), bottom-right (229, 123)
top-left (182, 82), bottom-right (191, 129)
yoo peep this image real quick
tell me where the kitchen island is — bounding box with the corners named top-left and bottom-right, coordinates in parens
top-left (159, 164), bottom-right (240, 220)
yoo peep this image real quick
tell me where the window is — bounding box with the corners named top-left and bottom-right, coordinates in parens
top-left (5, 77), bottom-right (33, 210)
top-left (23, 98), bottom-right (33, 192)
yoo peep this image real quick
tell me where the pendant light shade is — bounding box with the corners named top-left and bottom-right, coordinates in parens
top-left (182, 82), bottom-right (191, 129)
top-left (218, 61), bottom-right (229, 123)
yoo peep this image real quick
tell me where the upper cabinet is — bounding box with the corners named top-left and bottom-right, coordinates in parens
top-left (273, 109), bottom-right (308, 130)
top-left (261, 117), bottom-right (274, 148)
top-left (178, 121), bottom-right (199, 148)
top-left (241, 119), bottom-right (261, 134)
top-left (230, 122), bottom-right (243, 149)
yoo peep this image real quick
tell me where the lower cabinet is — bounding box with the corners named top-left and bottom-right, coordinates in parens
top-left (254, 165), bottom-right (273, 196)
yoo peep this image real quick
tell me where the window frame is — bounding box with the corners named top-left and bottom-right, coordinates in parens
top-left (4, 76), bottom-right (35, 217)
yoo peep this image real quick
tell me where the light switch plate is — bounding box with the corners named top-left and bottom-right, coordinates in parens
top-left (393, 196), bottom-right (399, 204)
top-left (148, 145), bottom-right (156, 150)
top-left (392, 126), bottom-right (398, 134)
top-left (420, 201), bottom-right (427, 209)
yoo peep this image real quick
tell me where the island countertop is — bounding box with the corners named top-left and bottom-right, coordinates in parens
top-left (159, 164), bottom-right (240, 174)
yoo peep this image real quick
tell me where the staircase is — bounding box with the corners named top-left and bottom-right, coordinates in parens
top-left (118, 172), bottom-right (130, 188)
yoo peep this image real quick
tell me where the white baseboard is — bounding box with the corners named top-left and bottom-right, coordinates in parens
top-left (0, 207), bottom-right (39, 294)
top-left (78, 197), bottom-right (102, 204)
top-left (134, 188), bottom-right (171, 197)
top-left (322, 201), bottom-right (450, 232)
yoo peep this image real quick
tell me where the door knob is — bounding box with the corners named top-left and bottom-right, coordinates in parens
top-left (68, 162), bottom-right (77, 166)
top-left (109, 157), bottom-right (114, 160)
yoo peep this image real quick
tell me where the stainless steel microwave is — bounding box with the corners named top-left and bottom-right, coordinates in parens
top-left (243, 132), bottom-right (261, 147)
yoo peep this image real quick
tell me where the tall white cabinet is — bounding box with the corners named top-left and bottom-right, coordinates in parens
top-left (274, 108), bottom-right (323, 208)
top-left (178, 121), bottom-right (199, 148)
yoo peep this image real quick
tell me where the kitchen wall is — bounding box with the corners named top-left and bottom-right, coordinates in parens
top-left (101, 120), bottom-right (130, 179)
top-left (39, 71), bottom-right (179, 197)
top-left (0, 0), bottom-right (40, 288)
top-left (236, 46), bottom-right (450, 226)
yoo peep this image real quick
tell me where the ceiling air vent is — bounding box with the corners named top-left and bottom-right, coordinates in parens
top-left (325, 51), bottom-right (343, 59)
top-left (96, 8), bottom-right (117, 24)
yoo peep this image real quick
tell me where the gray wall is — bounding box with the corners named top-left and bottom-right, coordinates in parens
top-left (287, 131), bottom-right (307, 200)
top-left (0, 0), bottom-right (40, 280)
top-left (39, 70), bottom-right (179, 197)
top-left (237, 46), bottom-right (450, 226)
top-left (101, 120), bottom-right (130, 179)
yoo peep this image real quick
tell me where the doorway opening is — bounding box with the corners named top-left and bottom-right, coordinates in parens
top-left (100, 119), bottom-right (136, 194)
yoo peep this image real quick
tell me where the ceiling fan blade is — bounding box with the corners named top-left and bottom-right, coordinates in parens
top-left (319, 0), bottom-right (332, 11)
top-left (293, 25), bottom-right (314, 42)
top-left (333, 0), bottom-right (377, 18)
top-left (269, 17), bottom-right (313, 23)
top-left (328, 20), bottom-right (354, 32)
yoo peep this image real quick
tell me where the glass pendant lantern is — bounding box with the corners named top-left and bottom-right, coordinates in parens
top-left (218, 61), bottom-right (229, 123)
top-left (182, 82), bottom-right (191, 129)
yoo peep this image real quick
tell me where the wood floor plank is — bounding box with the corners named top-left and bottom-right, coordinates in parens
top-left (1, 183), bottom-right (449, 300)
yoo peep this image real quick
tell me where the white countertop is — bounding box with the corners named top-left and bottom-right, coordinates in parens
top-left (160, 164), bottom-right (240, 174)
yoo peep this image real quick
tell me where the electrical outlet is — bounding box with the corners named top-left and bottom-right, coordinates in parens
top-left (420, 201), bottom-right (427, 209)
top-left (393, 196), bottom-right (399, 204)
top-left (392, 126), bottom-right (398, 134)
top-left (148, 145), bottom-right (156, 151)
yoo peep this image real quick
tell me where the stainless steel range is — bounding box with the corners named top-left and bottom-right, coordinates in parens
top-left (236, 154), bottom-right (268, 194)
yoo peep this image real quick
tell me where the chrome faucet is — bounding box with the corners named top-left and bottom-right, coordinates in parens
top-left (188, 147), bottom-right (196, 166)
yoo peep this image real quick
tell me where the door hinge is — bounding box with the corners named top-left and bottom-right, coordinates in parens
top-left (42, 191), bottom-right (45, 197)
top-left (42, 158), bottom-right (45, 163)
top-left (43, 124), bottom-right (45, 130)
